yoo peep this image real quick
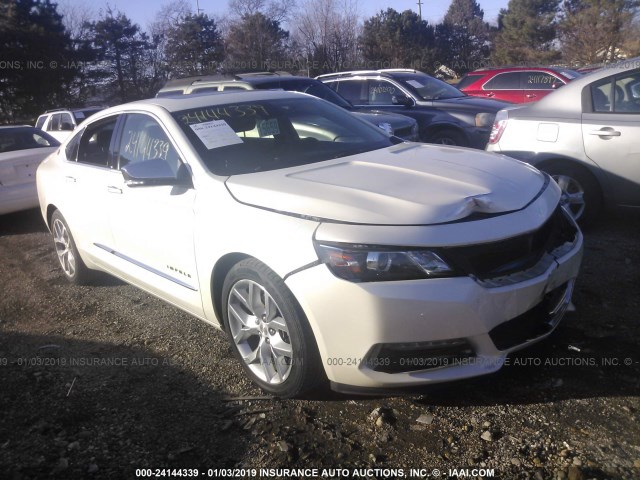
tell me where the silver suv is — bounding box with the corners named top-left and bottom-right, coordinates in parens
top-left (35, 107), bottom-right (104, 142)
top-left (487, 58), bottom-right (640, 224)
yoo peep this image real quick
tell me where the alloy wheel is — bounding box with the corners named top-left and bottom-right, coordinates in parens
top-left (227, 279), bottom-right (293, 384)
top-left (552, 174), bottom-right (585, 220)
top-left (52, 218), bottom-right (77, 278)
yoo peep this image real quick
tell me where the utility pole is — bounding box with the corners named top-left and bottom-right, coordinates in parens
top-left (196, 0), bottom-right (203, 15)
top-left (417, 0), bottom-right (423, 20)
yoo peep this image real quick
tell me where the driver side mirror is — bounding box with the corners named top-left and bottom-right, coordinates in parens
top-left (121, 159), bottom-right (192, 188)
top-left (60, 122), bottom-right (74, 131)
top-left (392, 94), bottom-right (413, 107)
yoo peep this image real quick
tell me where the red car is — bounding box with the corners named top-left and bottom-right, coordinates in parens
top-left (457, 67), bottom-right (582, 103)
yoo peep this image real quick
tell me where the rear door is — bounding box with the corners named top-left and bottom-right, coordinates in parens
top-left (481, 72), bottom-right (524, 103)
top-left (522, 71), bottom-right (563, 103)
top-left (582, 70), bottom-right (640, 206)
top-left (55, 115), bottom-right (121, 258)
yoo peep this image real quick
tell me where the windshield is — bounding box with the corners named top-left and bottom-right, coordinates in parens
top-left (256, 79), bottom-right (353, 109)
top-left (394, 73), bottom-right (465, 101)
top-left (172, 97), bottom-right (394, 176)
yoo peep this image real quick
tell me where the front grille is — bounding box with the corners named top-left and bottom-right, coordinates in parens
top-left (489, 281), bottom-right (572, 351)
top-left (365, 339), bottom-right (476, 374)
top-left (441, 206), bottom-right (577, 280)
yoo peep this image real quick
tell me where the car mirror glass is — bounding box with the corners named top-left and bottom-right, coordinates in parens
top-left (121, 158), bottom-right (189, 188)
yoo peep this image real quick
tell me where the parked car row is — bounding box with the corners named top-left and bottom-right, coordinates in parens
top-left (157, 73), bottom-right (420, 141)
top-left (3, 58), bottom-right (637, 398)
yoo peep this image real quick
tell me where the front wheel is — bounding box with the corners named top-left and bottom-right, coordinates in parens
top-left (221, 258), bottom-right (324, 397)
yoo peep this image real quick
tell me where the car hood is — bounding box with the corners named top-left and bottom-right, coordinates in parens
top-left (225, 143), bottom-right (546, 225)
top-left (431, 95), bottom-right (511, 111)
top-left (352, 110), bottom-right (415, 129)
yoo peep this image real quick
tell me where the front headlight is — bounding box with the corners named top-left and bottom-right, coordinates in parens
top-left (475, 112), bottom-right (494, 128)
top-left (377, 122), bottom-right (393, 136)
top-left (315, 242), bottom-right (456, 282)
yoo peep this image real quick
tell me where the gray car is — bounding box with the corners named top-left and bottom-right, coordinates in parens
top-left (487, 58), bottom-right (640, 224)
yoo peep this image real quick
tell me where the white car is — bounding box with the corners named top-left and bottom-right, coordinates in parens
top-left (487, 58), bottom-right (640, 224)
top-left (35, 107), bottom-right (104, 143)
top-left (37, 91), bottom-right (583, 397)
top-left (1, 126), bottom-right (59, 215)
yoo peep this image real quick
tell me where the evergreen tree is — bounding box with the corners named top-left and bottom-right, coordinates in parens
top-left (435, 0), bottom-right (491, 74)
top-left (0, 0), bottom-right (79, 121)
top-left (492, 0), bottom-right (561, 65)
top-left (361, 9), bottom-right (436, 72)
top-left (164, 13), bottom-right (224, 77)
top-left (88, 8), bottom-right (154, 102)
top-left (225, 12), bottom-right (289, 73)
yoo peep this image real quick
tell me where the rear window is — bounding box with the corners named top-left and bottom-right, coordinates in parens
top-left (35, 116), bottom-right (47, 129)
top-left (456, 74), bottom-right (484, 90)
top-left (483, 72), bottom-right (522, 90)
top-left (0, 128), bottom-right (59, 153)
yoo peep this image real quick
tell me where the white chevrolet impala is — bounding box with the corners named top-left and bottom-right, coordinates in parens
top-left (37, 90), bottom-right (583, 397)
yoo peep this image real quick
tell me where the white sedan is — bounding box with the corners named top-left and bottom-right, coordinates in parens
top-left (1, 126), bottom-right (59, 215)
top-left (37, 91), bottom-right (583, 397)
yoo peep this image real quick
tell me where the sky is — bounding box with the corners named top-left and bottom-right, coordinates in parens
top-left (66, 0), bottom-right (509, 31)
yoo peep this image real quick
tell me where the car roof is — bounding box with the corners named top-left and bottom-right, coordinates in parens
top-left (316, 69), bottom-right (422, 81)
top-left (103, 90), bottom-right (311, 115)
top-left (0, 125), bottom-right (33, 130)
top-left (42, 107), bottom-right (104, 114)
top-left (160, 73), bottom-right (316, 91)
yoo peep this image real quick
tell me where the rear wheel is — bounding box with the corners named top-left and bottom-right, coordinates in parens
top-left (221, 258), bottom-right (324, 397)
top-left (542, 164), bottom-right (602, 225)
top-left (50, 210), bottom-right (92, 284)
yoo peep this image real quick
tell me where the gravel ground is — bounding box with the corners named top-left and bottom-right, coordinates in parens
top-left (0, 208), bottom-right (639, 480)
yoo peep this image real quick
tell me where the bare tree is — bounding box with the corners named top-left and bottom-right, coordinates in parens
top-left (228, 0), bottom-right (296, 23)
top-left (291, 0), bottom-right (362, 75)
top-left (58, 0), bottom-right (95, 40)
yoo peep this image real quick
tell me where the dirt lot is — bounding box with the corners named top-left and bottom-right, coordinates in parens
top-left (0, 208), bottom-right (639, 480)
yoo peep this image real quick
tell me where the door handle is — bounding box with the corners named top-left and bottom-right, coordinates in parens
top-left (589, 129), bottom-right (621, 137)
top-left (107, 186), bottom-right (123, 194)
top-left (525, 94), bottom-right (537, 99)
top-left (65, 176), bottom-right (76, 183)
top-left (485, 92), bottom-right (495, 97)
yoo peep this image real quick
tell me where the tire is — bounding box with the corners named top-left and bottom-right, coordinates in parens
top-left (221, 258), bottom-right (324, 398)
top-left (427, 129), bottom-right (468, 147)
top-left (50, 210), bottom-right (92, 285)
top-left (541, 163), bottom-right (602, 226)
